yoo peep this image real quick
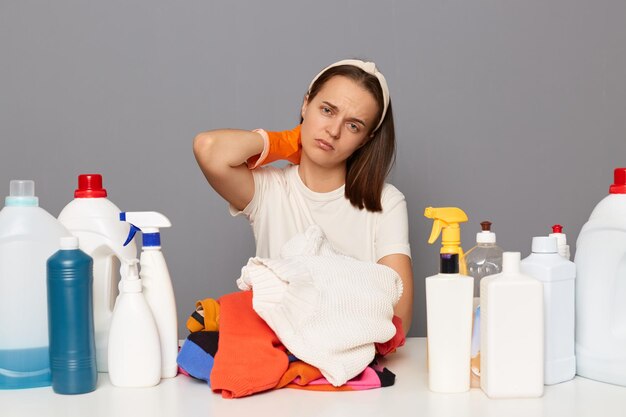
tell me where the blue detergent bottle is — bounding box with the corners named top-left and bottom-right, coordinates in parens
top-left (47, 236), bottom-right (97, 394)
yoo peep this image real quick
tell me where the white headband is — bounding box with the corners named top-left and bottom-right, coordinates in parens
top-left (307, 59), bottom-right (390, 132)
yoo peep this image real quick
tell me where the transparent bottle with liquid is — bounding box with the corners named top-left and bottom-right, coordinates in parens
top-left (466, 221), bottom-right (504, 297)
top-left (465, 221), bottom-right (503, 388)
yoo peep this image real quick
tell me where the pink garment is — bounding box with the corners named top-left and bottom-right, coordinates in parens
top-left (304, 367), bottom-right (381, 389)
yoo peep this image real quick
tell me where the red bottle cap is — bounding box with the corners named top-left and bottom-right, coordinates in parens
top-left (552, 224), bottom-right (563, 233)
top-left (609, 168), bottom-right (626, 194)
top-left (74, 174), bottom-right (107, 198)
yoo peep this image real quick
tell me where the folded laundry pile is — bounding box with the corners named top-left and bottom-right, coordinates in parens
top-left (177, 225), bottom-right (405, 398)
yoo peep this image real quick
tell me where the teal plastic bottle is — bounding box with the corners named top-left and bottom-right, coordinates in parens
top-left (47, 236), bottom-right (97, 394)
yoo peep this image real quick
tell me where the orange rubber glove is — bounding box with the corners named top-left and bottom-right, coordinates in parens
top-left (247, 125), bottom-right (301, 169)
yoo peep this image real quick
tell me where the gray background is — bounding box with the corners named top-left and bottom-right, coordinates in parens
top-left (1, 1), bottom-right (625, 337)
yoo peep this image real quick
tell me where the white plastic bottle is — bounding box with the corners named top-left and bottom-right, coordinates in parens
top-left (549, 224), bottom-right (571, 260)
top-left (521, 236), bottom-right (576, 385)
top-left (58, 174), bottom-right (137, 373)
top-left (481, 252), bottom-right (544, 398)
top-left (426, 253), bottom-right (474, 393)
top-left (120, 211), bottom-right (178, 378)
top-left (108, 259), bottom-right (161, 387)
top-left (0, 180), bottom-right (70, 389)
top-left (575, 167), bottom-right (626, 386)
top-left (465, 221), bottom-right (503, 387)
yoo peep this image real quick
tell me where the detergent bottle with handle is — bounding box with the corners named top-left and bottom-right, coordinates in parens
top-left (120, 211), bottom-right (178, 378)
top-left (575, 167), bottom-right (626, 386)
top-left (424, 207), bottom-right (474, 393)
top-left (0, 180), bottom-right (70, 389)
top-left (57, 174), bottom-right (137, 372)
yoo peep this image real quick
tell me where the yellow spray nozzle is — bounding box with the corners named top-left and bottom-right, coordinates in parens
top-left (424, 207), bottom-right (468, 244)
top-left (424, 207), bottom-right (469, 275)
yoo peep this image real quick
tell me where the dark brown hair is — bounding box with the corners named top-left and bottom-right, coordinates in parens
top-left (302, 64), bottom-right (396, 212)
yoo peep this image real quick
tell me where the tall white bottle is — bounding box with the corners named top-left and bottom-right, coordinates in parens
top-left (481, 252), bottom-right (544, 398)
top-left (120, 211), bottom-right (178, 378)
top-left (108, 259), bottom-right (161, 387)
top-left (521, 236), bottom-right (576, 385)
top-left (426, 253), bottom-right (474, 393)
top-left (575, 167), bottom-right (626, 385)
top-left (58, 174), bottom-right (137, 372)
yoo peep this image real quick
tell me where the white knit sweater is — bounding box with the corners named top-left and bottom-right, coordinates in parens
top-left (237, 225), bottom-right (403, 386)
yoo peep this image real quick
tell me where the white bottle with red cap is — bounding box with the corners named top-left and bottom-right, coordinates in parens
top-left (521, 236), bottom-right (576, 385)
top-left (575, 167), bottom-right (626, 386)
top-left (57, 174), bottom-right (137, 373)
top-left (549, 224), bottom-right (571, 260)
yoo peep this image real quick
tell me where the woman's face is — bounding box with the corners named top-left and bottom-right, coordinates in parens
top-left (300, 75), bottom-right (379, 169)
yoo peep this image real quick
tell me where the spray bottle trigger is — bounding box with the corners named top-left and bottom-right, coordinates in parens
top-left (123, 224), bottom-right (141, 247)
top-left (428, 219), bottom-right (444, 244)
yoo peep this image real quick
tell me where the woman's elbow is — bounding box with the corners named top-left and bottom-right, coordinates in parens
top-left (193, 131), bottom-right (216, 160)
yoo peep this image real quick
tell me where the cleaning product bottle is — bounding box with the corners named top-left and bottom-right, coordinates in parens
top-left (424, 206), bottom-right (474, 393)
top-left (481, 252), bottom-right (544, 398)
top-left (58, 174), bottom-right (137, 373)
top-left (107, 259), bottom-right (161, 387)
top-left (549, 224), bottom-right (571, 260)
top-left (465, 221), bottom-right (503, 388)
top-left (47, 236), bottom-right (97, 394)
top-left (466, 221), bottom-right (503, 297)
top-left (575, 167), bottom-right (626, 386)
top-left (521, 236), bottom-right (576, 385)
top-left (0, 180), bottom-right (70, 389)
top-left (120, 211), bottom-right (177, 378)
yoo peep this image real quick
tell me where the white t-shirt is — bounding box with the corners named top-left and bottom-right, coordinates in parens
top-left (230, 165), bottom-right (411, 262)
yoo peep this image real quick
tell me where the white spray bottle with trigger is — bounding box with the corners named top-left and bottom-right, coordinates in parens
top-left (108, 259), bottom-right (161, 387)
top-left (120, 211), bottom-right (178, 378)
top-left (424, 207), bottom-right (474, 393)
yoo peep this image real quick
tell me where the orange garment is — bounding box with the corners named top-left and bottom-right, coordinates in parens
top-left (186, 298), bottom-right (220, 333)
top-left (275, 361), bottom-right (354, 392)
top-left (210, 291), bottom-right (289, 398)
top-left (247, 125), bottom-right (301, 168)
top-left (375, 316), bottom-right (406, 356)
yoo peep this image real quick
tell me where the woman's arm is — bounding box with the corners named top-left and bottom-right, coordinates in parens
top-left (378, 253), bottom-right (414, 335)
top-left (193, 129), bottom-right (264, 211)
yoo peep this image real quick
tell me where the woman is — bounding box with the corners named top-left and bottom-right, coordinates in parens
top-left (194, 59), bottom-right (414, 333)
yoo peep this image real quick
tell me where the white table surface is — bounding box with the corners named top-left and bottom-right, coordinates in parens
top-left (2, 338), bottom-right (625, 417)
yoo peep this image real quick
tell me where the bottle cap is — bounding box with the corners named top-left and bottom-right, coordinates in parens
top-left (609, 168), bottom-right (626, 194)
top-left (75, 174), bottom-right (108, 198)
top-left (476, 220), bottom-right (496, 243)
top-left (549, 224), bottom-right (567, 248)
top-left (5, 180), bottom-right (39, 206)
top-left (60, 236), bottom-right (79, 250)
top-left (440, 253), bottom-right (459, 274)
top-left (532, 236), bottom-right (558, 253)
top-left (502, 252), bottom-right (521, 273)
